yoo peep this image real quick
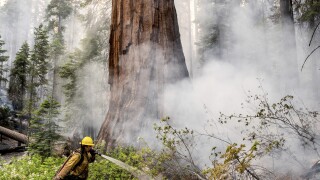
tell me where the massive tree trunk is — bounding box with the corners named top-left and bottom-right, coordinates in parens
top-left (98, 0), bottom-right (189, 146)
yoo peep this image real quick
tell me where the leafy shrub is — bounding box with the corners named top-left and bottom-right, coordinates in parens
top-left (89, 147), bottom-right (138, 179)
top-left (0, 154), bottom-right (64, 180)
top-left (90, 146), bottom-right (165, 179)
top-left (0, 146), bottom-right (164, 180)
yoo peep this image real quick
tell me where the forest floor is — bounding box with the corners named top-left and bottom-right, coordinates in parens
top-left (0, 136), bottom-right (26, 163)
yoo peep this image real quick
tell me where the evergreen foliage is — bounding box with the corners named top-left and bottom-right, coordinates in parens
top-left (45, 0), bottom-right (72, 55)
top-left (8, 42), bottom-right (30, 111)
top-left (49, 33), bottom-right (65, 58)
top-left (30, 24), bottom-right (50, 86)
top-left (297, 0), bottom-right (320, 26)
top-left (0, 35), bottom-right (9, 86)
top-left (45, 0), bottom-right (74, 101)
top-left (46, 0), bottom-right (73, 33)
top-left (27, 24), bottom-right (50, 115)
top-left (28, 97), bottom-right (62, 157)
top-left (59, 36), bottom-right (100, 100)
top-left (59, 53), bottom-right (79, 102)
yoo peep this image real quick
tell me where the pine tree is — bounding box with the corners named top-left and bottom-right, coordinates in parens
top-left (0, 35), bottom-right (9, 87)
top-left (45, 0), bottom-right (73, 60)
top-left (46, 0), bottom-right (72, 34)
top-left (27, 24), bottom-right (50, 117)
top-left (46, 0), bottom-right (73, 100)
top-left (8, 42), bottom-right (30, 111)
top-left (59, 53), bottom-right (78, 102)
top-left (28, 97), bottom-right (61, 157)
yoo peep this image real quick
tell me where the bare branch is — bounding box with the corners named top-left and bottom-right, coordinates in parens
top-left (301, 45), bottom-right (320, 71)
top-left (309, 21), bottom-right (320, 46)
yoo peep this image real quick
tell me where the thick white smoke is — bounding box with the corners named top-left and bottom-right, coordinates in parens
top-left (168, 0), bottom-right (320, 176)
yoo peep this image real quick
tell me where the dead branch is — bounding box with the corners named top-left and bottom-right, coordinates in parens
top-left (309, 21), bottom-right (320, 46)
top-left (301, 45), bottom-right (320, 71)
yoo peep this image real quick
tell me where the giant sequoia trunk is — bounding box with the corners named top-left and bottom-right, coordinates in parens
top-left (98, 0), bottom-right (189, 146)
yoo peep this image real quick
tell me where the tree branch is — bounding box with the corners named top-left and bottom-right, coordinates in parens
top-left (301, 45), bottom-right (320, 71)
top-left (309, 21), bottom-right (320, 46)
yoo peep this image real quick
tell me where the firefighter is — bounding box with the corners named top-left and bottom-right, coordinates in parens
top-left (54, 136), bottom-right (96, 180)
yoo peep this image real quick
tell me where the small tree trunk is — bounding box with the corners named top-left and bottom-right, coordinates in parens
top-left (188, 0), bottom-right (193, 78)
top-left (280, 0), bottom-right (299, 88)
top-left (98, 0), bottom-right (189, 146)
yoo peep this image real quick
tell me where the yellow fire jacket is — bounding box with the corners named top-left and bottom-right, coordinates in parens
top-left (56, 149), bottom-right (94, 179)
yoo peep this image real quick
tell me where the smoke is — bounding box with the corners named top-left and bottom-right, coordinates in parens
top-left (64, 0), bottom-right (111, 139)
top-left (86, 63), bottom-right (108, 129)
top-left (159, 0), bottom-right (320, 176)
top-left (103, 1), bottom-right (320, 175)
top-left (0, 0), bottom-right (50, 63)
top-left (0, 0), bottom-right (7, 7)
top-left (63, 61), bottom-right (109, 139)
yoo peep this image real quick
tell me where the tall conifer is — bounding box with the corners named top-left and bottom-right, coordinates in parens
top-left (8, 42), bottom-right (30, 111)
top-left (46, 0), bottom-right (73, 100)
top-left (27, 24), bottom-right (49, 117)
top-left (28, 97), bottom-right (61, 157)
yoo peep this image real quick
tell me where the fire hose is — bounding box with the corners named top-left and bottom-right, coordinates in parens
top-left (96, 153), bottom-right (159, 180)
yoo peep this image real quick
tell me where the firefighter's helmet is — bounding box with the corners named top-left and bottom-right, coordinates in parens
top-left (80, 136), bottom-right (94, 146)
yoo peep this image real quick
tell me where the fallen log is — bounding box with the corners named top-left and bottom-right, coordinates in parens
top-left (0, 126), bottom-right (28, 144)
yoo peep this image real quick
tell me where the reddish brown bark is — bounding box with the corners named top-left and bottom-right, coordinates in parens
top-left (98, 0), bottom-right (189, 146)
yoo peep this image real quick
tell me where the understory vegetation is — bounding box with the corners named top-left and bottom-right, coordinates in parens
top-left (0, 145), bottom-right (170, 180)
top-left (1, 92), bottom-right (320, 179)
